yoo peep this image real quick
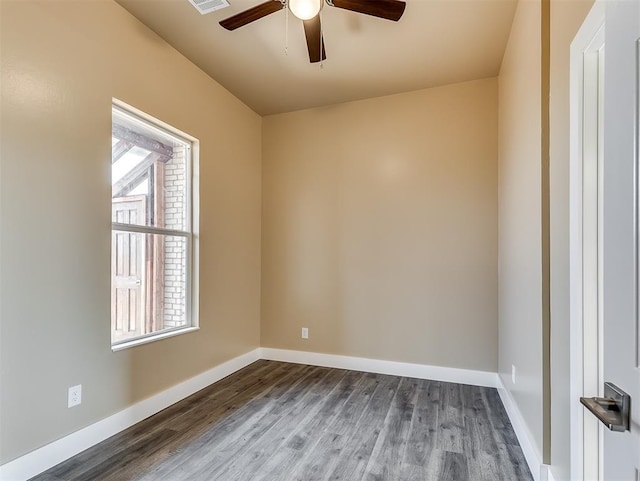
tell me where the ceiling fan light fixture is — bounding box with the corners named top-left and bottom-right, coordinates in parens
top-left (288, 0), bottom-right (323, 20)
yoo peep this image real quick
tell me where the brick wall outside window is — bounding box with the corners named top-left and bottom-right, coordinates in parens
top-left (163, 146), bottom-right (187, 329)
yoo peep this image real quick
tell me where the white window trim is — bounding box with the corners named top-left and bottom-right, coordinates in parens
top-left (111, 99), bottom-right (200, 351)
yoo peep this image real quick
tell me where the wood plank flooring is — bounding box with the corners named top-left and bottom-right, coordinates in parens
top-left (31, 361), bottom-right (533, 481)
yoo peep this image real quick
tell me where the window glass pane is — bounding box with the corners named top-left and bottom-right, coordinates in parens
top-left (112, 146), bottom-right (150, 184)
top-left (112, 123), bottom-right (188, 231)
top-left (111, 231), bottom-right (188, 344)
top-left (128, 177), bottom-right (149, 196)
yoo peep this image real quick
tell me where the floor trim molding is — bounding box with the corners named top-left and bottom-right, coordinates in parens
top-left (0, 349), bottom-right (261, 481)
top-left (496, 374), bottom-right (546, 481)
top-left (259, 347), bottom-right (499, 388)
top-left (3, 348), bottom-right (547, 481)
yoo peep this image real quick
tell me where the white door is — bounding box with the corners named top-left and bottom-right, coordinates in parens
top-left (111, 196), bottom-right (147, 342)
top-left (572, 1), bottom-right (640, 478)
top-left (599, 0), bottom-right (640, 478)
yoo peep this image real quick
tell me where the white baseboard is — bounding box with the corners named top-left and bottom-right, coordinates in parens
top-left (2, 348), bottom-right (548, 481)
top-left (496, 375), bottom-right (546, 481)
top-left (0, 349), bottom-right (261, 481)
top-left (259, 347), bottom-right (499, 388)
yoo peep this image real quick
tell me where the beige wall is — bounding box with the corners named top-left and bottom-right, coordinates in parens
top-left (498, 0), bottom-right (596, 476)
top-left (0, 0), bottom-right (262, 464)
top-left (549, 0), bottom-right (594, 479)
top-left (498, 0), bottom-right (545, 461)
top-left (262, 78), bottom-right (499, 372)
top-left (498, 0), bottom-right (595, 476)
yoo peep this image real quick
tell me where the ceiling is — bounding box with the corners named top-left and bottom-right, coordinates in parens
top-left (115, 0), bottom-right (518, 116)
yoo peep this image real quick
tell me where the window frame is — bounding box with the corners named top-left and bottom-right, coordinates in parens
top-left (111, 99), bottom-right (199, 351)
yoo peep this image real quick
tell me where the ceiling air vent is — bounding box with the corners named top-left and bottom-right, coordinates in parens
top-left (188, 0), bottom-right (230, 15)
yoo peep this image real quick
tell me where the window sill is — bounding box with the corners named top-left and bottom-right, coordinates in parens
top-left (111, 326), bottom-right (200, 352)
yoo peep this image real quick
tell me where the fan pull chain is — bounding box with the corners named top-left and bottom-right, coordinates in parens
top-left (285, 0), bottom-right (289, 56)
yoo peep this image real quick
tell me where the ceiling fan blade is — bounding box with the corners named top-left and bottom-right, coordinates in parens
top-left (303, 16), bottom-right (326, 63)
top-left (220, 0), bottom-right (283, 31)
top-left (331, 0), bottom-right (406, 21)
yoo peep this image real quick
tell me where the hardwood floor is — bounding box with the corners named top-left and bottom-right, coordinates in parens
top-left (31, 361), bottom-right (533, 481)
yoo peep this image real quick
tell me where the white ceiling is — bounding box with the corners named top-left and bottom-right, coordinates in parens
top-left (115, 0), bottom-right (517, 116)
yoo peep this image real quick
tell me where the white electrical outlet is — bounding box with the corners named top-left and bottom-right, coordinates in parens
top-left (512, 365), bottom-right (516, 384)
top-left (68, 384), bottom-right (82, 408)
top-left (301, 327), bottom-right (309, 339)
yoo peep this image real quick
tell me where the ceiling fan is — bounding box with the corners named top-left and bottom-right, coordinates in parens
top-left (219, 0), bottom-right (407, 63)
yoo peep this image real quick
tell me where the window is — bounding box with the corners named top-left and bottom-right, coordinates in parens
top-left (111, 101), bottom-right (198, 350)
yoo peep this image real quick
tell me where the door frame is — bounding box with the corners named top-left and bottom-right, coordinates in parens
top-left (570, 1), bottom-right (606, 479)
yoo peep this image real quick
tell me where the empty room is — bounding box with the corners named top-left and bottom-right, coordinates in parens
top-left (1, 0), bottom-right (639, 480)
